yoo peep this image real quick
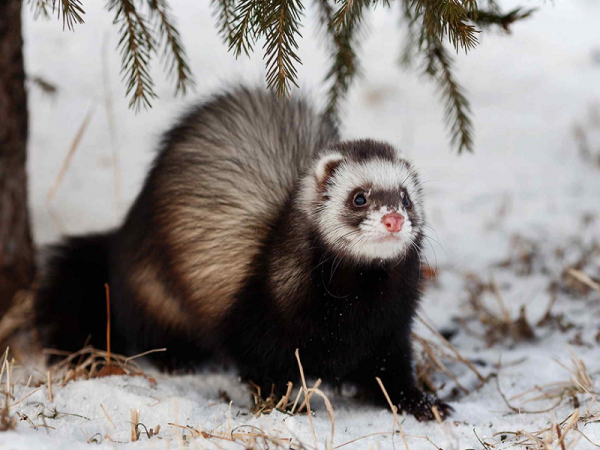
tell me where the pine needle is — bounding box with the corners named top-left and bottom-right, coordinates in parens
top-left (424, 38), bottom-right (474, 153)
top-left (148, 0), bottom-right (195, 96)
top-left (229, 0), bottom-right (263, 57)
top-left (211, 0), bottom-right (237, 47)
top-left (52, 0), bottom-right (85, 31)
top-left (108, 0), bottom-right (157, 111)
top-left (318, 0), bottom-right (365, 121)
top-left (262, 0), bottom-right (304, 97)
top-left (27, 0), bottom-right (52, 21)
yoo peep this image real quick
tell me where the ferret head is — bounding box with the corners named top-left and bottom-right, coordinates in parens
top-left (299, 139), bottom-right (424, 263)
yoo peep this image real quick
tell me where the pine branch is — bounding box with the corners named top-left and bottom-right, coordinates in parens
top-left (30, 0), bottom-right (85, 30)
top-left (229, 0), bottom-right (265, 57)
top-left (27, 0), bottom-right (52, 20)
top-left (211, 0), bottom-right (237, 47)
top-left (262, 0), bottom-right (304, 97)
top-left (108, 0), bottom-right (157, 111)
top-left (331, 0), bottom-right (369, 33)
top-left (469, 7), bottom-right (535, 33)
top-left (399, 0), bottom-right (420, 67)
top-left (318, 0), bottom-right (364, 121)
top-left (28, 75), bottom-right (59, 97)
top-left (54, 0), bottom-right (85, 30)
top-left (425, 39), bottom-right (473, 153)
top-left (412, 0), bottom-right (479, 52)
top-left (147, 0), bottom-right (195, 96)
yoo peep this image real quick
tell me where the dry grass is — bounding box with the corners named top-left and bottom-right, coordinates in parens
top-left (489, 406), bottom-right (600, 450)
top-left (1, 230), bottom-right (598, 448)
top-left (504, 350), bottom-right (598, 413)
top-left (44, 346), bottom-right (163, 386)
top-left (412, 314), bottom-right (491, 399)
top-left (45, 104), bottom-right (97, 205)
top-left (489, 348), bottom-right (600, 450)
top-left (457, 273), bottom-right (536, 347)
top-left (0, 289), bottom-right (36, 355)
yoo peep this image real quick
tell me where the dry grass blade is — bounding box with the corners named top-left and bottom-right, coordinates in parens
top-left (275, 381), bottom-right (293, 410)
top-left (46, 104), bottom-right (97, 204)
top-left (565, 268), bottom-right (600, 293)
top-left (376, 377), bottom-right (409, 450)
top-left (46, 370), bottom-right (53, 403)
top-left (101, 34), bottom-right (122, 212)
top-left (100, 404), bottom-right (115, 428)
top-left (460, 273), bottom-right (536, 346)
top-left (0, 350), bottom-right (16, 431)
top-left (0, 290), bottom-right (35, 348)
top-left (130, 408), bottom-right (140, 442)
top-left (418, 314), bottom-right (485, 383)
top-left (297, 378), bottom-right (321, 413)
top-left (295, 349), bottom-right (317, 448)
top-left (45, 345), bottom-right (163, 385)
top-left (493, 409), bottom-right (582, 449)
top-left (412, 332), bottom-right (468, 395)
top-left (105, 284), bottom-right (112, 367)
top-left (499, 349), bottom-right (598, 418)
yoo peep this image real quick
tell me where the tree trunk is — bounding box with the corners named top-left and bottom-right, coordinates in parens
top-left (0, 0), bottom-right (35, 316)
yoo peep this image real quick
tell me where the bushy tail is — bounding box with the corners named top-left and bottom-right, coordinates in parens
top-left (35, 233), bottom-right (112, 355)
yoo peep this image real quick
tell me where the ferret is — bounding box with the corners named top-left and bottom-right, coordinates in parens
top-left (35, 86), bottom-right (450, 421)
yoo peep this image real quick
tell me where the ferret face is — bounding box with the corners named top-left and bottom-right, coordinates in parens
top-left (302, 140), bottom-right (424, 263)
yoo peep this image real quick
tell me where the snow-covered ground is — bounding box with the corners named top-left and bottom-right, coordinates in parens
top-left (2, 0), bottom-right (600, 448)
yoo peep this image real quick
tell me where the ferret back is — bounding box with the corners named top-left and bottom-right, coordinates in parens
top-left (118, 88), bottom-right (339, 331)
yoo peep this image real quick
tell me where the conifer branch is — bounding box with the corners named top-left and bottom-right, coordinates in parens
top-left (27, 0), bottom-right (538, 150)
top-left (412, 0), bottom-right (479, 52)
top-left (147, 0), bottom-right (195, 96)
top-left (331, 0), bottom-right (368, 34)
top-left (28, 0), bottom-right (85, 30)
top-left (211, 0), bottom-right (237, 47)
top-left (318, 0), bottom-right (364, 121)
top-left (55, 0), bottom-right (85, 31)
top-left (229, 0), bottom-right (264, 57)
top-left (425, 38), bottom-right (473, 153)
top-left (108, 0), bottom-right (157, 111)
top-left (27, 0), bottom-right (52, 21)
top-left (401, 1), bottom-right (476, 152)
top-left (262, 0), bottom-right (304, 97)
top-left (469, 7), bottom-right (535, 33)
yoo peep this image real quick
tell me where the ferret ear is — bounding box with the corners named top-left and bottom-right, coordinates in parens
top-left (315, 152), bottom-right (344, 192)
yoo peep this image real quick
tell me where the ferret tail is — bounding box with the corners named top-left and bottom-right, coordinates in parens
top-left (35, 232), bottom-right (112, 356)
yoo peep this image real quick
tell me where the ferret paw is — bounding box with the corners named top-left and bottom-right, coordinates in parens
top-left (399, 390), bottom-right (453, 422)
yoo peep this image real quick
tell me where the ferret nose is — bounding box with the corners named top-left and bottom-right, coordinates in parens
top-left (382, 213), bottom-right (404, 233)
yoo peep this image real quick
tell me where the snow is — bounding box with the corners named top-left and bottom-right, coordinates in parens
top-left (3, 0), bottom-right (600, 448)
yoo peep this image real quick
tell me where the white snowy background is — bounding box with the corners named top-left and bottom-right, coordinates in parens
top-left (2, 0), bottom-right (600, 448)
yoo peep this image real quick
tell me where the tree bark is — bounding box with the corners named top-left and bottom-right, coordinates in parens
top-left (0, 0), bottom-right (35, 316)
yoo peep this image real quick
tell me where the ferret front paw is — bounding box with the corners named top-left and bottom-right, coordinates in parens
top-left (398, 390), bottom-right (453, 422)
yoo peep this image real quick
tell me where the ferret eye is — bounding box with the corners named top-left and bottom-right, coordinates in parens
top-left (402, 193), bottom-right (411, 208)
top-left (353, 193), bottom-right (368, 207)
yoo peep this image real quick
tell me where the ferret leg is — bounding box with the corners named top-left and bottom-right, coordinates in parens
top-left (349, 335), bottom-right (452, 421)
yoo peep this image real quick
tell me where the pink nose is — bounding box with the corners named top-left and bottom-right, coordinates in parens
top-left (382, 213), bottom-right (405, 233)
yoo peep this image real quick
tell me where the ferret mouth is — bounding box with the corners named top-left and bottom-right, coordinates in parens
top-left (373, 234), bottom-right (403, 243)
